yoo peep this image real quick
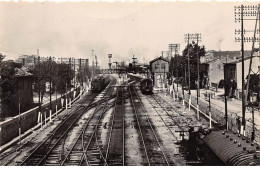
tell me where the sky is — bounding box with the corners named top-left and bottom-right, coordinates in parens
top-left (0, 1), bottom-right (259, 68)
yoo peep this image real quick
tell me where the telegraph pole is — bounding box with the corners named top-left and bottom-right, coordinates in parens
top-left (169, 44), bottom-right (180, 98)
top-left (49, 56), bottom-right (52, 122)
top-left (79, 58), bottom-right (83, 90)
top-left (37, 54), bottom-right (42, 128)
top-left (73, 58), bottom-right (76, 89)
top-left (234, 4), bottom-right (260, 134)
top-left (184, 34), bottom-right (192, 111)
top-left (196, 34), bottom-right (202, 119)
top-left (132, 55), bottom-right (137, 73)
top-left (108, 54), bottom-right (112, 69)
top-left (92, 50), bottom-right (94, 77)
top-left (95, 55), bottom-right (98, 67)
top-left (18, 78), bottom-right (21, 145)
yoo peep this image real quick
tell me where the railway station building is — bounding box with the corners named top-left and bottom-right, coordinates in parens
top-left (224, 55), bottom-right (260, 100)
top-left (201, 51), bottom-right (251, 89)
top-left (149, 56), bottom-right (169, 88)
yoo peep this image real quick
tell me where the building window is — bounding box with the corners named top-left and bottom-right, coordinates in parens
top-left (161, 63), bottom-right (166, 69)
top-left (155, 63), bottom-right (159, 69)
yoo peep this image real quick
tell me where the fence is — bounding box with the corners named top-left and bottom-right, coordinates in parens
top-left (172, 83), bottom-right (259, 145)
top-left (0, 87), bottom-right (81, 146)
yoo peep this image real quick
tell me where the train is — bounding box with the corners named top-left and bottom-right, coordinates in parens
top-left (91, 75), bottom-right (111, 93)
top-left (127, 73), bottom-right (153, 94)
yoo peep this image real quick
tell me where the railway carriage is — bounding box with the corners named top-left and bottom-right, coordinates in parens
top-left (140, 78), bottom-right (153, 94)
top-left (128, 73), bottom-right (153, 94)
top-left (91, 75), bottom-right (110, 93)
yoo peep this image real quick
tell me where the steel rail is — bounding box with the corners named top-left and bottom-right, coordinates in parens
top-left (104, 86), bottom-right (119, 161)
top-left (146, 95), bottom-right (179, 141)
top-left (83, 85), bottom-right (115, 166)
top-left (20, 93), bottom-right (98, 166)
top-left (128, 85), bottom-right (151, 166)
top-left (149, 95), bottom-right (189, 132)
top-left (60, 105), bottom-right (105, 165)
top-left (122, 87), bottom-right (125, 166)
top-left (104, 86), bottom-right (125, 166)
top-left (81, 79), bottom-right (117, 166)
top-left (130, 86), bottom-right (170, 165)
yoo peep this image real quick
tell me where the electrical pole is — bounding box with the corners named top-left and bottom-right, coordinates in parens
top-left (184, 34), bottom-right (191, 96)
top-left (95, 55), bottom-right (98, 67)
top-left (73, 58), bottom-right (76, 89)
top-left (37, 54), bottom-right (42, 128)
top-left (18, 78), bottom-right (21, 145)
top-left (49, 56), bottom-right (52, 122)
top-left (224, 64), bottom-right (228, 130)
top-left (234, 4), bottom-right (260, 135)
top-left (92, 50), bottom-right (94, 77)
top-left (132, 55), bottom-right (137, 73)
top-left (79, 58), bottom-right (82, 88)
top-left (108, 54), bottom-right (112, 69)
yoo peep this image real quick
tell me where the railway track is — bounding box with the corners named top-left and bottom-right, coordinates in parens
top-left (81, 86), bottom-right (116, 166)
top-left (128, 85), bottom-right (170, 166)
top-left (60, 79), bottom-right (117, 166)
top-left (19, 92), bottom-right (98, 166)
top-left (146, 94), bottom-right (188, 139)
top-left (148, 94), bottom-right (197, 133)
top-left (61, 84), bottom-right (116, 166)
top-left (105, 86), bottom-right (125, 166)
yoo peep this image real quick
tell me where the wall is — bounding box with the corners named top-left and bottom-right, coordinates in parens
top-left (236, 56), bottom-right (260, 90)
top-left (208, 59), bottom-right (224, 85)
top-left (151, 59), bottom-right (169, 73)
top-left (175, 85), bottom-right (260, 145)
top-left (0, 88), bottom-right (80, 146)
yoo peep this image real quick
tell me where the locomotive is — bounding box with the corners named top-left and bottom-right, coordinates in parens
top-left (140, 78), bottom-right (153, 94)
top-left (91, 75), bottom-right (110, 93)
top-left (128, 73), bottom-right (153, 94)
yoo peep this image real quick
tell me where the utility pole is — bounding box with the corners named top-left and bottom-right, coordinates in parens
top-left (18, 78), bottom-right (21, 145)
top-left (184, 34), bottom-right (191, 96)
top-left (92, 50), bottom-right (94, 77)
top-left (73, 58), bottom-right (76, 89)
top-left (234, 4), bottom-right (260, 135)
top-left (224, 64), bottom-right (228, 130)
top-left (132, 55), bottom-right (137, 73)
top-left (79, 58), bottom-right (82, 88)
top-left (169, 44), bottom-right (180, 99)
top-left (108, 54), bottom-right (112, 69)
top-left (37, 54), bottom-right (42, 128)
top-left (49, 56), bottom-right (52, 122)
top-left (185, 33), bottom-right (202, 112)
top-left (95, 55), bottom-right (98, 67)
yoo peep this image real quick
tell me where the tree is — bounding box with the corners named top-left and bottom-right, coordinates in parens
top-left (169, 42), bottom-right (206, 88)
top-left (181, 42), bottom-right (206, 89)
top-left (31, 60), bottom-right (74, 102)
top-left (0, 53), bottom-right (5, 63)
top-left (0, 61), bottom-right (22, 99)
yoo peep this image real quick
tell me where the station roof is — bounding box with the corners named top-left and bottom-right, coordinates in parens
top-left (149, 56), bottom-right (169, 64)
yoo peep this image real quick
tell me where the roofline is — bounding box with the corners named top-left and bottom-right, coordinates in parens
top-left (149, 56), bottom-right (169, 64)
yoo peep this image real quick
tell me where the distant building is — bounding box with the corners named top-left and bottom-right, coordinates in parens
top-left (224, 55), bottom-right (260, 99)
top-left (57, 58), bottom-right (89, 72)
top-left (201, 50), bottom-right (251, 63)
top-left (15, 55), bottom-right (37, 68)
top-left (201, 51), bottom-right (252, 88)
top-left (149, 56), bottom-right (169, 88)
top-left (15, 55), bottom-right (49, 69)
top-left (0, 68), bottom-right (34, 118)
